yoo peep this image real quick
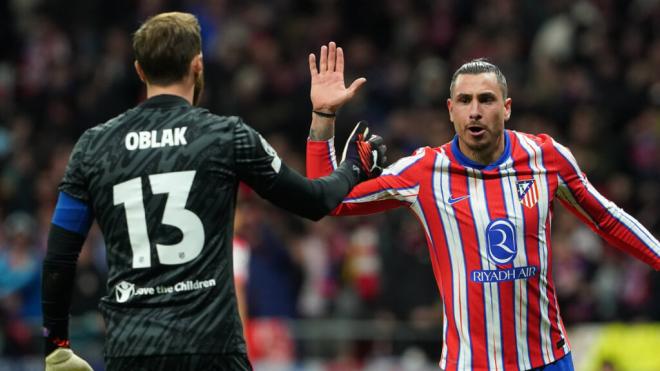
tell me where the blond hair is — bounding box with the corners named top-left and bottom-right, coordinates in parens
top-left (133, 12), bottom-right (201, 85)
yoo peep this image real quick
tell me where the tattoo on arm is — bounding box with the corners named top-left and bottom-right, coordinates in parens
top-left (309, 126), bottom-right (334, 140)
top-left (309, 128), bottom-right (324, 141)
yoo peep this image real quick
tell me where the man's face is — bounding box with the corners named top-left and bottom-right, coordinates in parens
top-left (447, 72), bottom-right (511, 154)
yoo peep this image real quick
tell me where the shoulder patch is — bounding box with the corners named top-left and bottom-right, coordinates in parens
top-left (258, 134), bottom-right (282, 173)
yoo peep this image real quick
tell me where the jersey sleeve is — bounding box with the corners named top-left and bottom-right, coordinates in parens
top-left (307, 139), bottom-right (425, 216)
top-left (234, 120), bottom-right (362, 221)
top-left (550, 138), bottom-right (660, 270)
top-left (45, 130), bottom-right (96, 353)
top-left (307, 138), bottom-right (337, 178)
top-left (233, 118), bottom-right (283, 193)
top-left (59, 129), bottom-right (94, 202)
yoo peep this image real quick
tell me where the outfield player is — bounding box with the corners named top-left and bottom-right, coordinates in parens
top-left (41, 13), bottom-right (383, 371)
top-left (306, 43), bottom-right (660, 370)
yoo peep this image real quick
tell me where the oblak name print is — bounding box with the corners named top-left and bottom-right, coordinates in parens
top-left (125, 127), bottom-right (188, 150)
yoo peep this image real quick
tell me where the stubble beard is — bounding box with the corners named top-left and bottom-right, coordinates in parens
top-left (461, 127), bottom-right (504, 160)
top-left (193, 71), bottom-right (204, 106)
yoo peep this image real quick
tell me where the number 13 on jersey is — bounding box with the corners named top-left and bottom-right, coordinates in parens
top-left (113, 170), bottom-right (204, 268)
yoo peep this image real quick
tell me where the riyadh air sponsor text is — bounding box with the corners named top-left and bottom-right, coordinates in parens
top-left (470, 266), bottom-right (538, 283)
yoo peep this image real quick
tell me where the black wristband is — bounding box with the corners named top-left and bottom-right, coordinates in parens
top-left (312, 110), bottom-right (336, 118)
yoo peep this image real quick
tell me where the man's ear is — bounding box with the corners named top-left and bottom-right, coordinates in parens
top-left (134, 61), bottom-right (147, 83)
top-left (504, 97), bottom-right (512, 121)
top-left (191, 53), bottom-right (203, 74)
top-left (447, 98), bottom-right (454, 122)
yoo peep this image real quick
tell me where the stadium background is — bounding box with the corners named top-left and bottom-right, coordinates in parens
top-left (0, 0), bottom-right (659, 370)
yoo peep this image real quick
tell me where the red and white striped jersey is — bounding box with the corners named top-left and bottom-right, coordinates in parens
top-left (233, 236), bottom-right (250, 285)
top-left (307, 130), bottom-right (660, 371)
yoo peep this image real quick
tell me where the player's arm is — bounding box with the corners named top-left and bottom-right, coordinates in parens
top-left (235, 119), bottom-right (384, 221)
top-left (42, 192), bottom-right (94, 371)
top-left (42, 131), bottom-right (94, 370)
top-left (551, 138), bottom-right (660, 269)
top-left (260, 163), bottom-right (361, 220)
top-left (234, 41), bottom-right (378, 220)
top-left (306, 41), bottom-right (418, 215)
top-left (308, 137), bottom-right (425, 216)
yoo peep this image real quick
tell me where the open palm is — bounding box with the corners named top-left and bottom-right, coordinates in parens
top-left (309, 42), bottom-right (366, 113)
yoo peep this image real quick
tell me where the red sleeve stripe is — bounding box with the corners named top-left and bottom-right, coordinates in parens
top-left (584, 180), bottom-right (660, 257)
top-left (556, 176), bottom-right (597, 225)
top-left (306, 139), bottom-right (336, 178)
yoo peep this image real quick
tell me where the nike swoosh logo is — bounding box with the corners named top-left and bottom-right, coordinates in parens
top-left (447, 195), bottom-right (470, 205)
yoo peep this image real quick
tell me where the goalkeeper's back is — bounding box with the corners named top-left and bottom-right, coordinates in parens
top-left (43, 12), bottom-right (384, 371)
top-left (62, 95), bottom-right (255, 357)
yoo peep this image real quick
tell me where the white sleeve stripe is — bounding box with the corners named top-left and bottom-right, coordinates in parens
top-left (344, 185), bottom-right (420, 204)
top-left (556, 176), bottom-right (597, 225)
top-left (382, 148), bottom-right (426, 176)
top-left (584, 181), bottom-right (660, 255)
top-left (555, 139), bottom-right (659, 255)
top-left (327, 137), bottom-right (337, 170)
top-left (618, 212), bottom-right (660, 257)
top-left (552, 140), bottom-right (584, 177)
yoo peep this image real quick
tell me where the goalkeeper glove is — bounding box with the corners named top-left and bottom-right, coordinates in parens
top-left (340, 120), bottom-right (387, 181)
top-left (45, 348), bottom-right (93, 371)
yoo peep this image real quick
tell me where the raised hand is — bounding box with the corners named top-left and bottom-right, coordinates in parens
top-left (309, 41), bottom-right (366, 114)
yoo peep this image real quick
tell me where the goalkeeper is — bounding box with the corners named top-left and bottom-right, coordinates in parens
top-left (42, 12), bottom-right (385, 371)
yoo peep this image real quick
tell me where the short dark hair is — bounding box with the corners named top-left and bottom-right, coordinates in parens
top-left (133, 12), bottom-right (201, 85)
top-left (449, 58), bottom-right (508, 99)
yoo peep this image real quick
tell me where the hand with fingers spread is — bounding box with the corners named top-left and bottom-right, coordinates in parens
top-left (309, 41), bottom-right (366, 115)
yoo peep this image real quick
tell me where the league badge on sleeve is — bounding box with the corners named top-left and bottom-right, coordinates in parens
top-left (517, 179), bottom-right (539, 208)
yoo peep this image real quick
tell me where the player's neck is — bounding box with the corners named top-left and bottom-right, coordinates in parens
top-left (145, 82), bottom-right (194, 105)
top-left (458, 134), bottom-right (505, 166)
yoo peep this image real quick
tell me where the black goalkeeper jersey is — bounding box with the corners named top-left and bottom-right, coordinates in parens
top-left (59, 94), bottom-right (291, 357)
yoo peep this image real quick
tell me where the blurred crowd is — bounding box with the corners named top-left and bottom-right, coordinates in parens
top-left (0, 0), bottom-right (658, 368)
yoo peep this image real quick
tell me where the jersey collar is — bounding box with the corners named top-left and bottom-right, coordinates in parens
top-left (450, 130), bottom-right (511, 171)
top-left (139, 94), bottom-right (191, 108)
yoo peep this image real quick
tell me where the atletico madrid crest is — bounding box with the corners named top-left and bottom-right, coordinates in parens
top-left (517, 179), bottom-right (539, 208)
